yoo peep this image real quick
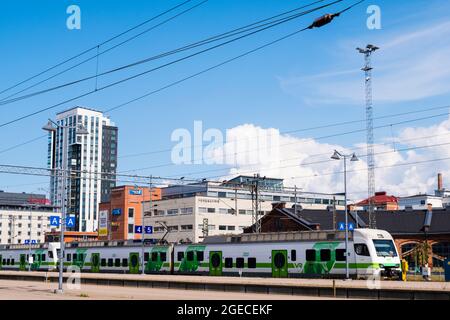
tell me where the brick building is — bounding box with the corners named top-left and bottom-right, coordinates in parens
top-left (99, 186), bottom-right (161, 241)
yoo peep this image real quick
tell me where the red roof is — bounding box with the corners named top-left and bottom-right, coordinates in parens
top-left (356, 192), bottom-right (398, 206)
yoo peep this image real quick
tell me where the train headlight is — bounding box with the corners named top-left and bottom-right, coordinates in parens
top-left (380, 264), bottom-right (384, 268)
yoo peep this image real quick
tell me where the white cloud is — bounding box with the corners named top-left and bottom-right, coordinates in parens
top-left (216, 120), bottom-right (450, 201)
top-left (278, 20), bottom-right (450, 104)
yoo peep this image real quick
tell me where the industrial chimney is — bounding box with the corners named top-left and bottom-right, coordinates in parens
top-left (438, 173), bottom-right (443, 191)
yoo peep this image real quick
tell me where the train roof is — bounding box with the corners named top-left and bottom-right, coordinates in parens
top-left (202, 230), bottom-right (352, 244)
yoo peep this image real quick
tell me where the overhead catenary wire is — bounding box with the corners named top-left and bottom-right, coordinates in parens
top-left (0, 0), bottom-right (342, 107)
top-left (0, 0), bottom-right (197, 99)
top-left (0, 0), bottom-right (359, 129)
top-left (0, 0), bottom-right (209, 103)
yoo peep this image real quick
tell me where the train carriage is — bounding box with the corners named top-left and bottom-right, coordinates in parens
top-left (0, 229), bottom-right (401, 279)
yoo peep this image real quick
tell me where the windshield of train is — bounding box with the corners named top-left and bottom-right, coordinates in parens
top-left (372, 240), bottom-right (398, 257)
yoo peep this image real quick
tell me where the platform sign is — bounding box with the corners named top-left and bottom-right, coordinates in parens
top-left (31, 240), bottom-right (36, 244)
top-left (348, 223), bottom-right (355, 231)
top-left (24, 240), bottom-right (30, 244)
top-left (66, 216), bottom-right (76, 228)
top-left (338, 222), bottom-right (345, 231)
top-left (135, 226), bottom-right (142, 234)
top-left (144, 226), bottom-right (153, 234)
top-left (49, 216), bottom-right (60, 227)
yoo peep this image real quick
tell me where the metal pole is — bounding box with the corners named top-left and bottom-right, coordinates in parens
top-left (344, 156), bottom-right (350, 280)
top-left (28, 205), bottom-right (32, 272)
top-left (57, 126), bottom-right (67, 294)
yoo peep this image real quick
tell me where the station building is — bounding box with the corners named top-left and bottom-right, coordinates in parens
top-left (142, 176), bottom-right (346, 243)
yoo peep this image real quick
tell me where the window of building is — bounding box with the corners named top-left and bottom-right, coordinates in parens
top-left (247, 257), bottom-right (256, 268)
top-left (239, 209), bottom-right (246, 215)
top-left (128, 208), bottom-right (134, 218)
top-left (225, 258), bottom-right (233, 268)
top-left (218, 192), bottom-right (227, 198)
top-left (320, 249), bottom-right (331, 262)
top-left (128, 224), bottom-right (134, 233)
top-left (306, 249), bottom-right (316, 262)
top-left (219, 225), bottom-right (227, 231)
top-left (181, 225), bottom-right (193, 231)
top-left (167, 209), bottom-right (178, 215)
top-left (236, 257), bottom-right (244, 269)
top-left (219, 208), bottom-right (228, 214)
top-left (198, 207), bottom-right (208, 213)
top-left (207, 208), bottom-right (215, 213)
top-left (180, 207), bottom-right (193, 215)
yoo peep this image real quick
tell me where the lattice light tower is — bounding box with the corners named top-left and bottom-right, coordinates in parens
top-left (357, 44), bottom-right (379, 229)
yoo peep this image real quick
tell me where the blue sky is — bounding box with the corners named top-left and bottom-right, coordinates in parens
top-left (1, 0), bottom-right (450, 199)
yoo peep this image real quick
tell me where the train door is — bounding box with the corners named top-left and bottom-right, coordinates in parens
top-left (354, 243), bottom-right (371, 278)
top-left (129, 252), bottom-right (139, 274)
top-left (272, 250), bottom-right (288, 278)
top-left (91, 253), bottom-right (100, 273)
top-left (19, 254), bottom-right (26, 271)
top-left (209, 251), bottom-right (222, 276)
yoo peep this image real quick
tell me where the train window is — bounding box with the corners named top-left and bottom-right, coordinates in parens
top-left (11, 259), bottom-right (14, 265)
top-left (177, 252), bottom-right (184, 261)
top-left (354, 244), bottom-right (370, 256)
top-left (236, 257), bottom-right (244, 269)
top-left (73, 253), bottom-right (77, 261)
top-left (291, 250), bottom-right (297, 261)
top-left (306, 249), bottom-right (316, 262)
top-left (6, 259), bottom-right (10, 265)
top-left (67, 254), bottom-right (71, 261)
top-left (2, 259), bottom-right (5, 265)
top-left (247, 257), bottom-right (256, 268)
top-left (320, 249), bottom-right (331, 262)
top-left (187, 251), bottom-right (194, 261)
top-left (144, 253), bottom-right (149, 262)
top-left (224, 258), bottom-right (233, 268)
top-left (122, 259), bottom-right (128, 267)
top-left (48, 251), bottom-right (53, 259)
top-left (196, 251), bottom-right (204, 262)
top-left (115, 258), bottom-right (121, 267)
top-left (160, 252), bottom-right (167, 262)
top-left (336, 249), bottom-right (346, 261)
top-left (32, 254), bottom-right (36, 261)
top-left (101, 259), bottom-right (106, 267)
top-left (41, 254), bottom-right (46, 262)
top-left (151, 252), bottom-right (158, 261)
top-left (108, 258), bottom-right (113, 267)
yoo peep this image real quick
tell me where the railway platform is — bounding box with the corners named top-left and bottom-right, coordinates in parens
top-left (0, 271), bottom-right (449, 300)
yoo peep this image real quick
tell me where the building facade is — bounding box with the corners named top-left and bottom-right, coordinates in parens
top-left (143, 177), bottom-right (345, 243)
top-left (398, 194), bottom-right (443, 210)
top-left (99, 186), bottom-right (161, 241)
top-left (0, 191), bottom-right (60, 244)
top-left (47, 106), bottom-right (118, 232)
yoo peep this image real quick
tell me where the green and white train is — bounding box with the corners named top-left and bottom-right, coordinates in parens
top-left (0, 228), bottom-right (401, 279)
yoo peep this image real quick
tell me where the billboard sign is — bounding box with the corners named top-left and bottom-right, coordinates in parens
top-left (99, 210), bottom-right (108, 237)
top-left (112, 208), bottom-right (122, 215)
top-left (129, 189), bottom-right (143, 195)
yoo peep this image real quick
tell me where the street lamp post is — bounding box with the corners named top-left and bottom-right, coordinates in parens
top-left (331, 150), bottom-right (359, 280)
top-left (43, 119), bottom-right (88, 294)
